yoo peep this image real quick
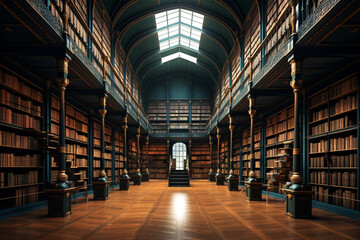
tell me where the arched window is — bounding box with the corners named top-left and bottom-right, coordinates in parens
top-left (172, 142), bottom-right (187, 170)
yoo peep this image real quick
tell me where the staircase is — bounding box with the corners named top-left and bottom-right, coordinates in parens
top-left (168, 170), bottom-right (190, 187)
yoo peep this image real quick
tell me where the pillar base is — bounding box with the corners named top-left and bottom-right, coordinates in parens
top-left (215, 173), bottom-right (225, 185)
top-left (209, 172), bottom-right (216, 182)
top-left (245, 181), bottom-right (262, 201)
top-left (227, 175), bottom-right (239, 191)
top-left (93, 181), bottom-right (109, 200)
top-left (46, 181), bottom-right (72, 217)
top-left (133, 173), bottom-right (142, 185)
top-left (142, 171), bottom-right (149, 182)
top-left (283, 187), bottom-right (313, 218)
top-left (119, 175), bottom-right (130, 190)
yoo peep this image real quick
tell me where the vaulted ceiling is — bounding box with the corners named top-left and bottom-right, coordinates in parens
top-left (102, 0), bottom-right (254, 92)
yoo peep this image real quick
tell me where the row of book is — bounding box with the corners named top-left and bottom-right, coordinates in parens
top-left (192, 174), bottom-right (209, 178)
top-left (311, 108), bottom-right (328, 122)
top-left (332, 189), bottom-right (357, 209)
top-left (66, 128), bottom-right (88, 142)
top-left (242, 170), bottom-right (261, 178)
top-left (0, 130), bottom-right (38, 149)
top-left (0, 153), bottom-right (41, 167)
top-left (192, 161), bottom-right (210, 168)
top-left (329, 135), bottom-right (357, 151)
top-left (329, 95), bottom-right (357, 115)
top-left (0, 171), bottom-right (39, 187)
top-left (266, 148), bottom-right (278, 157)
top-left (65, 116), bottom-right (88, 132)
top-left (115, 161), bottom-right (124, 168)
top-left (242, 152), bottom-right (261, 161)
top-left (312, 116), bottom-right (356, 134)
top-left (311, 154), bottom-right (358, 168)
top-left (329, 171), bottom-right (357, 187)
top-left (0, 106), bottom-right (41, 130)
top-left (329, 76), bottom-right (357, 98)
top-left (191, 156), bottom-right (210, 160)
top-left (14, 186), bottom-right (39, 207)
top-left (1, 90), bottom-right (42, 116)
top-left (330, 154), bottom-right (357, 167)
top-left (93, 149), bottom-right (111, 159)
top-left (310, 171), bottom-right (327, 184)
top-left (265, 108), bottom-right (294, 126)
top-left (74, 158), bottom-right (87, 167)
top-left (66, 144), bottom-right (88, 155)
top-left (310, 91), bottom-right (328, 107)
top-left (192, 168), bottom-right (210, 174)
top-left (243, 161), bottom-right (261, 168)
top-left (309, 139), bottom-right (327, 153)
top-left (0, 71), bottom-right (42, 102)
top-left (93, 159), bottom-right (112, 168)
top-left (310, 171), bottom-right (357, 187)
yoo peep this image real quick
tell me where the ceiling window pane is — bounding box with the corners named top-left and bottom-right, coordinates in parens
top-left (155, 9), bottom-right (204, 62)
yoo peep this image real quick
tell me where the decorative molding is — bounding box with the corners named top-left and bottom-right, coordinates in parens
top-left (27, 0), bottom-right (62, 37)
top-left (298, 0), bottom-right (341, 40)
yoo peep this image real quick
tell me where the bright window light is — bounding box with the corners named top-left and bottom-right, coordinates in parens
top-left (161, 52), bottom-right (197, 64)
top-left (155, 9), bottom-right (204, 52)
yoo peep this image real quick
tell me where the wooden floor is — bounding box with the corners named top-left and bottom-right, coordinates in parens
top-left (0, 180), bottom-right (359, 240)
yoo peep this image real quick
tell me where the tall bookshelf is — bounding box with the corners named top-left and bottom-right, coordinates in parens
top-left (233, 131), bottom-right (241, 176)
top-left (51, 96), bottom-right (89, 187)
top-left (191, 101), bottom-right (211, 134)
top-left (0, 66), bottom-right (44, 209)
top-left (114, 130), bottom-right (125, 180)
top-left (241, 124), bottom-right (261, 182)
top-left (147, 101), bottom-right (167, 134)
top-left (127, 138), bottom-right (138, 177)
top-left (191, 143), bottom-right (210, 179)
top-left (220, 139), bottom-right (229, 174)
top-left (148, 143), bottom-right (167, 179)
top-left (308, 74), bottom-right (358, 210)
top-left (265, 105), bottom-right (294, 192)
top-left (169, 100), bottom-right (189, 132)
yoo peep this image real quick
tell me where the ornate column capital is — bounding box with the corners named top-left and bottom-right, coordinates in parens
top-left (248, 95), bottom-right (256, 117)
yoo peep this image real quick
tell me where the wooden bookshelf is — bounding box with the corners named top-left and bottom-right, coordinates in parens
top-left (0, 67), bottom-right (43, 210)
top-left (93, 120), bottom-right (113, 179)
top-left (127, 138), bottom-right (138, 178)
top-left (147, 101), bottom-right (167, 134)
top-left (233, 131), bottom-right (241, 177)
top-left (114, 130), bottom-right (125, 180)
top-left (191, 143), bottom-right (210, 179)
top-left (191, 101), bottom-right (211, 134)
top-left (148, 143), bottom-right (168, 179)
top-left (241, 124), bottom-right (261, 182)
top-left (308, 74), bottom-right (358, 210)
top-left (220, 139), bottom-right (229, 174)
top-left (264, 105), bottom-right (294, 193)
top-left (50, 96), bottom-right (89, 188)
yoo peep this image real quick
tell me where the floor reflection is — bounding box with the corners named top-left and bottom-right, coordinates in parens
top-left (172, 192), bottom-right (187, 221)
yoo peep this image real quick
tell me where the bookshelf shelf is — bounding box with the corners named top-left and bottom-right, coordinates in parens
top-left (308, 74), bottom-right (358, 210)
top-left (265, 105), bottom-right (294, 193)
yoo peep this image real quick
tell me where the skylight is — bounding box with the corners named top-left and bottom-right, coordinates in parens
top-left (161, 52), bottom-right (197, 64)
top-left (155, 9), bottom-right (204, 52)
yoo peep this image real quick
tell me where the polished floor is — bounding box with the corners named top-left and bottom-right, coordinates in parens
top-left (0, 180), bottom-right (359, 240)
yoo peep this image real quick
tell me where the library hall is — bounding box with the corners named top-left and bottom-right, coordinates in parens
top-left (0, 0), bottom-right (360, 239)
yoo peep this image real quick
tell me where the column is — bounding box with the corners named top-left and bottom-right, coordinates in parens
top-left (46, 58), bottom-right (72, 217)
top-left (208, 135), bottom-right (215, 182)
top-left (133, 126), bottom-right (142, 185)
top-left (284, 58), bottom-right (312, 218)
top-left (227, 115), bottom-right (238, 191)
top-left (245, 95), bottom-right (262, 200)
top-left (215, 126), bottom-right (224, 185)
top-left (142, 134), bottom-right (150, 181)
top-left (93, 95), bottom-right (109, 200)
top-left (119, 114), bottom-right (130, 190)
